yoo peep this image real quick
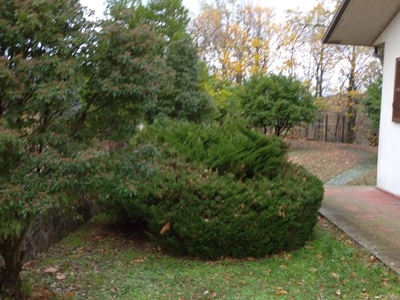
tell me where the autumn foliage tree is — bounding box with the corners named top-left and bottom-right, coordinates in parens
top-left (191, 0), bottom-right (277, 85)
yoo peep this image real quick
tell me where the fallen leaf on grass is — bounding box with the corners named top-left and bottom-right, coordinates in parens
top-left (276, 290), bottom-right (288, 296)
top-left (63, 292), bottom-right (75, 298)
top-left (44, 267), bottom-right (59, 274)
top-left (246, 257), bottom-right (255, 261)
top-left (23, 261), bottom-right (33, 268)
top-left (92, 235), bottom-right (105, 241)
top-left (331, 272), bottom-right (340, 279)
top-left (29, 287), bottom-right (56, 300)
top-left (56, 273), bottom-right (66, 280)
top-left (131, 258), bottom-right (145, 263)
top-left (336, 289), bottom-right (341, 296)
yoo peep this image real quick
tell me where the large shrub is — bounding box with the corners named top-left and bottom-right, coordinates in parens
top-left (101, 119), bottom-right (324, 259)
top-left (134, 158), bottom-right (323, 259)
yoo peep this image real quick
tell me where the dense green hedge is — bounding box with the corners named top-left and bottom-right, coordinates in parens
top-left (103, 119), bottom-right (323, 259)
top-left (137, 158), bottom-right (323, 259)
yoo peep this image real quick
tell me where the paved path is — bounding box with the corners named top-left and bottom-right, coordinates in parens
top-left (318, 149), bottom-right (400, 274)
top-left (320, 186), bottom-right (400, 274)
top-left (325, 164), bottom-right (376, 186)
top-left (325, 147), bottom-right (376, 186)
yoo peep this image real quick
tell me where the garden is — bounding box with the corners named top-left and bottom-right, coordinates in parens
top-left (0, 0), bottom-right (390, 299)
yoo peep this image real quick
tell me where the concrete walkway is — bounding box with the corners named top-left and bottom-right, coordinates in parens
top-left (320, 186), bottom-right (400, 274)
top-left (325, 164), bottom-right (376, 186)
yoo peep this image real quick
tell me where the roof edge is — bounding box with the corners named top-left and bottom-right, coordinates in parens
top-left (322, 0), bottom-right (351, 44)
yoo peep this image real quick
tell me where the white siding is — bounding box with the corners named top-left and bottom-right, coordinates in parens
top-left (374, 13), bottom-right (400, 196)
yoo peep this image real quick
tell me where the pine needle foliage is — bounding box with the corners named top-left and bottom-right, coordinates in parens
top-left (134, 118), bottom-right (288, 180)
top-left (137, 158), bottom-right (323, 259)
top-left (101, 119), bottom-right (324, 259)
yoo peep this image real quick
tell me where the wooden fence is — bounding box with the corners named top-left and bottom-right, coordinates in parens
top-left (290, 112), bottom-right (372, 144)
top-left (306, 113), bottom-right (346, 143)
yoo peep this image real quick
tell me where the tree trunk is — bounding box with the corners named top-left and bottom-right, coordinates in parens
top-left (1, 255), bottom-right (23, 299)
top-left (345, 103), bottom-right (357, 144)
top-left (0, 225), bottom-right (30, 299)
top-left (345, 46), bottom-right (357, 144)
top-left (1, 245), bottom-right (24, 299)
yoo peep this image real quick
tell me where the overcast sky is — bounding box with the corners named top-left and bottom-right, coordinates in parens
top-left (80, 0), bottom-right (320, 19)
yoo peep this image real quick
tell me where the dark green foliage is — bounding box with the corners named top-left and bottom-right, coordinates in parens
top-left (0, 131), bottom-right (108, 299)
top-left (105, 0), bottom-right (215, 124)
top-left (94, 144), bottom-right (160, 222)
top-left (106, 0), bottom-right (189, 41)
top-left (104, 119), bottom-right (324, 259)
top-left (73, 18), bottom-right (170, 141)
top-left (239, 74), bottom-right (317, 136)
top-left (130, 157), bottom-right (323, 259)
top-left (0, 1), bottom-right (93, 297)
top-left (144, 0), bottom-right (190, 41)
top-left (0, 128), bottom-right (23, 178)
top-left (135, 119), bottom-right (288, 180)
top-left (148, 35), bottom-right (215, 123)
top-left (362, 75), bottom-right (382, 131)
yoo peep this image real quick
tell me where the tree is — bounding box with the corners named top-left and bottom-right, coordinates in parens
top-left (304, 2), bottom-right (337, 98)
top-left (277, 9), bottom-right (310, 78)
top-left (106, 0), bottom-right (190, 41)
top-left (145, 0), bottom-right (190, 41)
top-left (239, 74), bottom-right (317, 136)
top-left (151, 35), bottom-right (215, 122)
top-left (202, 75), bottom-right (238, 120)
top-left (71, 14), bottom-right (171, 140)
top-left (191, 0), bottom-right (278, 84)
top-left (334, 45), bottom-right (381, 143)
top-left (0, 0), bottom-right (93, 297)
top-left (0, 0), bottom-right (176, 297)
top-left (362, 74), bottom-right (382, 145)
top-left (105, 0), bottom-right (214, 123)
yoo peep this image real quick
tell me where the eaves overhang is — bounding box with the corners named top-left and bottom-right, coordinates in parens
top-left (323, 0), bottom-right (400, 46)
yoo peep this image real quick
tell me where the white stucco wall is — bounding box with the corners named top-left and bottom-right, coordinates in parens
top-left (374, 12), bottom-right (400, 196)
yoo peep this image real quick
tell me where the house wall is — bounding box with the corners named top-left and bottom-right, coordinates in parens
top-left (374, 12), bottom-right (400, 196)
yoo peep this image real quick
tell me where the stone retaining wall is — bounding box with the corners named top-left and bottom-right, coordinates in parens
top-left (0, 201), bottom-right (97, 267)
top-left (24, 202), bottom-right (97, 258)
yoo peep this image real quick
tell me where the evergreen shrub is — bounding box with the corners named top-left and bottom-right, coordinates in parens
top-left (107, 119), bottom-right (323, 259)
top-left (136, 158), bottom-right (323, 259)
top-left (134, 118), bottom-right (288, 180)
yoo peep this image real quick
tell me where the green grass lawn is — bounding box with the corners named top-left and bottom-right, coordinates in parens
top-left (22, 216), bottom-right (400, 299)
